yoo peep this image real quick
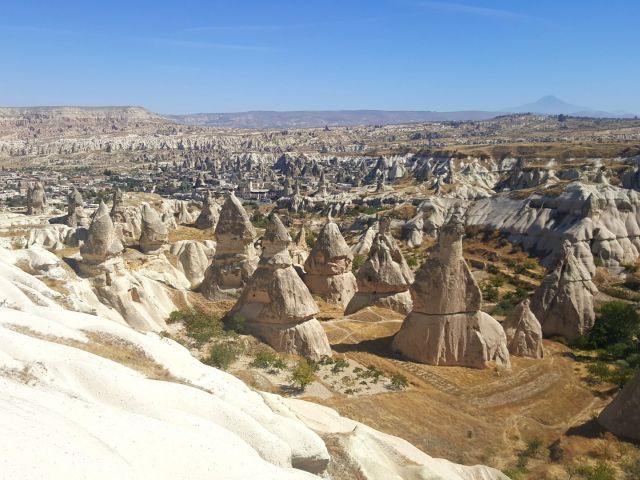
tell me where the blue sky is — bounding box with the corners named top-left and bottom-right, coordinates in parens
top-left (1, 0), bottom-right (638, 114)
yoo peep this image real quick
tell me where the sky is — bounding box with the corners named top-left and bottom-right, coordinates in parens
top-left (0, 0), bottom-right (638, 114)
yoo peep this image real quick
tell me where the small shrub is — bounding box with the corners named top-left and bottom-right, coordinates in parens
top-left (251, 350), bottom-right (278, 369)
top-left (318, 355), bottom-right (334, 365)
top-left (406, 254), bottom-right (418, 267)
top-left (389, 373), bottom-right (409, 390)
top-left (579, 462), bottom-right (616, 480)
top-left (332, 357), bottom-right (350, 373)
top-left (224, 313), bottom-right (246, 334)
top-left (623, 457), bottom-right (640, 480)
top-left (207, 342), bottom-right (240, 370)
top-left (487, 263), bottom-right (500, 274)
top-left (167, 309), bottom-right (223, 347)
top-left (525, 438), bottom-right (543, 458)
top-left (352, 254), bottom-right (365, 273)
top-left (483, 283), bottom-right (499, 302)
top-left (289, 359), bottom-right (317, 391)
top-left (306, 231), bottom-right (317, 249)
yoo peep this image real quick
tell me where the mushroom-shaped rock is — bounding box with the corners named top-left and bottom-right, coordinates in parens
top-left (80, 201), bottom-right (124, 265)
top-left (200, 193), bottom-right (259, 300)
top-left (226, 214), bottom-right (331, 359)
top-left (27, 182), bottom-right (46, 215)
top-left (345, 219), bottom-right (414, 315)
top-left (502, 299), bottom-right (544, 359)
top-left (139, 203), bottom-right (169, 254)
top-left (598, 370), bottom-right (640, 442)
top-left (194, 193), bottom-right (221, 230)
top-left (304, 221), bottom-right (357, 309)
top-left (392, 214), bottom-right (511, 369)
top-left (531, 240), bottom-right (597, 340)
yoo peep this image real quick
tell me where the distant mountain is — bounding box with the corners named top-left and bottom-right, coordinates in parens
top-left (165, 110), bottom-right (501, 129)
top-left (506, 95), bottom-right (635, 118)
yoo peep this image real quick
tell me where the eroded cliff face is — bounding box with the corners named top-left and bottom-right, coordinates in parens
top-left (466, 182), bottom-right (640, 270)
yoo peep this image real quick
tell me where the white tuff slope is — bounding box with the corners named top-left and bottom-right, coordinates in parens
top-left (0, 245), bottom-right (506, 480)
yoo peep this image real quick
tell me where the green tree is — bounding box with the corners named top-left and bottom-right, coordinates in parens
top-left (289, 359), bottom-right (317, 391)
top-left (588, 301), bottom-right (640, 347)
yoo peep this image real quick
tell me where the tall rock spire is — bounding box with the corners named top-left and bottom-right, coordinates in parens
top-left (392, 214), bottom-right (511, 369)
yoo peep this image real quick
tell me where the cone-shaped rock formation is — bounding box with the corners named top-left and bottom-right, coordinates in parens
top-left (80, 201), bottom-right (124, 267)
top-left (304, 221), bottom-right (357, 308)
top-left (531, 240), bottom-right (597, 340)
top-left (200, 192), bottom-right (259, 300)
top-left (27, 182), bottom-right (46, 215)
top-left (226, 214), bottom-right (331, 359)
top-left (194, 193), bottom-right (220, 230)
top-left (502, 299), bottom-right (544, 359)
top-left (345, 218), bottom-right (414, 314)
top-left (139, 203), bottom-right (169, 254)
top-left (66, 187), bottom-right (89, 228)
top-left (290, 224), bottom-right (309, 265)
top-left (392, 214), bottom-right (511, 369)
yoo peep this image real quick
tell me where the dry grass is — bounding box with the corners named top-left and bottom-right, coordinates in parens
top-left (455, 141), bottom-right (640, 161)
top-left (7, 325), bottom-right (178, 383)
top-left (168, 225), bottom-right (214, 243)
top-left (314, 306), bottom-right (640, 477)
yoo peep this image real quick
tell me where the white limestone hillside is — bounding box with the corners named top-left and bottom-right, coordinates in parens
top-left (0, 244), bottom-right (507, 480)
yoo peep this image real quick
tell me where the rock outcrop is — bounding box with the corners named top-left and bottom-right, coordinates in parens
top-left (66, 187), bottom-right (89, 228)
top-left (200, 193), bottom-right (258, 300)
top-left (139, 203), bottom-right (168, 254)
top-left (80, 201), bottom-right (124, 268)
top-left (227, 214), bottom-right (331, 359)
top-left (598, 370), bottom-right (640, 443)
top-left (404, 213), bottom-right (424, 248)
top-left (392, 214), bottom-right (511, 369)
top-left (501, 299), bottom-right (544, 359)
top-left (110, 185), bottom-right (126, 223)
top-left (290, 224), bottom-right (309, 266)
top-left (304, 221), bottom-right (357, 308)
top-left (26, 182), bottom-right (46, 215)
top-left (194, 193), bottom-right (220, 230)
top-left (345, 218), bottom-right (414, 314)
top-left (175, 201), bottom-right (196, 225)
top-left (170, 240), bottom-right (213, 287)
top-left (531, 240), bottom-right (597, 340)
